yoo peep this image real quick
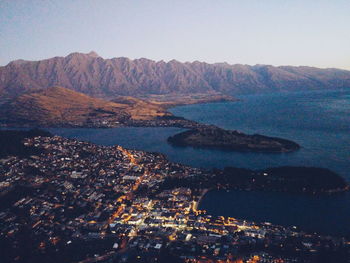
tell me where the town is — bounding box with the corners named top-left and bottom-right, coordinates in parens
top-left (0, 135), bottom-right (349, 263)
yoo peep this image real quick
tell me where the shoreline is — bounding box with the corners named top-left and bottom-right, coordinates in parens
top-left (1, 127), bottom-right (348, 192)
top-left (194, 188), bottom-right (209, 211)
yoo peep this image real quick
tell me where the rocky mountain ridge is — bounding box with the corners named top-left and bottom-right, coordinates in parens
top-left (1, 52), bottom-right (350, 98)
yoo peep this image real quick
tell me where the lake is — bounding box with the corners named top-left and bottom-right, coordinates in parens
top-left (48, 89), bottom-right (350, 236)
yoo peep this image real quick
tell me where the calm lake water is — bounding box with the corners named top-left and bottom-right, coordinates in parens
top-left (48, 89), bottom-right (350, 236)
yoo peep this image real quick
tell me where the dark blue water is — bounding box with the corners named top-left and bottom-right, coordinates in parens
top-left (48, 89), bottom-right (350, 236)
top-left (170, 89), bottom-right (350, 178)
top-left (199, 190), bottom-right (350, 236)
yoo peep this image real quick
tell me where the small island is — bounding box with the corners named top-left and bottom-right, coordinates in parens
top-left (168, 126), bottom-right (300, 153)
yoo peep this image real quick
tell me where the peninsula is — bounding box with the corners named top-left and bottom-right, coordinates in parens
top-left (0, 87), bottom-right (301, 153)
top-left (0, 87), bottom-right (232, 129)
top-left (168, 126), bottom-right (300, 153)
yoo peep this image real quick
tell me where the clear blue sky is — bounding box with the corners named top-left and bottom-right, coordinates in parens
top-left (1, 0), bottom-right (349, 69)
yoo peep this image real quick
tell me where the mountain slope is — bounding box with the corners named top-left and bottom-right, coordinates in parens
top-left (0, 87), bottom-right (171, 127)
top-left (1, 52), bottom-right (349, 98)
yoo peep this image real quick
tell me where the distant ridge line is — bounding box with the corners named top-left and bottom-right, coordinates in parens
top-left (1, 52), bottom-right (350, 98)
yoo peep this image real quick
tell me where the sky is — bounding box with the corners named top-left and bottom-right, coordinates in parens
top-left (1, 0), bottom-right (350, 70)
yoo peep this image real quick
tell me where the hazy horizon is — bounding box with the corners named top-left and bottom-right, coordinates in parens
top-left (1, 0), bottom-right (350, 70)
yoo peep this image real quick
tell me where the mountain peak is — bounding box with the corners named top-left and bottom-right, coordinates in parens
top-left (66, 51), bottom-right (99, 59)
top-left (86, 51), bottom-right (99, 57)
top-left (8, 59), bottom-right (28, 66)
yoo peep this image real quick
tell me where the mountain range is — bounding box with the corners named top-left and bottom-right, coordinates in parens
top-left (1, 51), bottom-right (350, 99)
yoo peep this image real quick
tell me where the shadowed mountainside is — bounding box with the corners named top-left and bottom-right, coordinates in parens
top-left (1, 51), bottom-right (350, 98)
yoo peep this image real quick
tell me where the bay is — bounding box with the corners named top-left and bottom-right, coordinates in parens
top-left (48, 89), bottom-right (350, 236)
top-left (170, 89), bottom-right (350, 177)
